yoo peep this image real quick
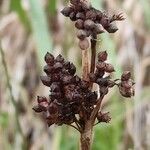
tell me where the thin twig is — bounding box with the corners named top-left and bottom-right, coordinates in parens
top-left (68, 124), bottom-right (81, 132)
top-left (90, 94), bottom-right (105, 124)
top-left (0, 41), bottom-right (24, 138)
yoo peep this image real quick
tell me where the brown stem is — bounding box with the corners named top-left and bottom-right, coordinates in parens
top-left (90, 35), bottom-right (97, 74)
top-left (80, 121), bottom-right (93, 150)
top-left (82, 49), bottom-right (90, 81)
top-left (90, 94), bottom-right (104, 124)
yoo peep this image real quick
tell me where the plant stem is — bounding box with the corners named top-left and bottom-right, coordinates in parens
top-left (82, 49), bottom-right (90, 81)
top-left (80, 121), bottom-right (93, 150)
top-left (0, 41), bottom-right (25, 144)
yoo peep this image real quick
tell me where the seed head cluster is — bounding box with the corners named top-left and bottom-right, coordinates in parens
top-left (33, 52), bottom-right (98, 126)
top-left (33, 52), bottom-right (134, 127)
top-left (61, 0), bottom-right (124, 50)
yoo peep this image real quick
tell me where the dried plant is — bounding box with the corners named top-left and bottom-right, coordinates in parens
top-left (33, 0), bottom-right (134, 150)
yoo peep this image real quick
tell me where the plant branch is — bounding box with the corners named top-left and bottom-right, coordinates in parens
top-left (90, 94), bottom-right (105, 124)
top-left (68, 124), bottom-right (81, 132)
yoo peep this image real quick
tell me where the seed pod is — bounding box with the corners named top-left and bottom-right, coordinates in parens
top-left (61, 7), bottom-right (73, 17)
top-left (48, 103), bottom-right (58, 114)
top-left (33, 105), bottom-right (44, 113)
top-left (78, 38), bottom-right (90, 50)
top-left (105, 63), bottom-right (115, 73)
top-left (100, 16), bottom-right (110, 28)
top-left (121, 71), bottom-right (131, 81)
top-left (97, 112), bottom-right (111, 123)
top-left (96, 10), bottom-right (102, 21)
top-left (55, 54), bottom-right (64, 63)
top-left (77, 29), bottom-right (87, 40)
top-left (44, 65), bottom-right (53, 75)
top-left (40, 76), bottom-right (52, 87)
top-left (89, 73), bottom-right (97, 82)
top-left (69, 63), bottom-right (76, 75)
top-left (80, 80), bottom-right (89, 89)
top-left (84, 19), bottom-right (95, 30)
top-left (70, 0), bottom-right (79, 5)
top-left (86, 10), bottom-right (96, 20)
top-left (105, 22), bottom-right (118, 33)
top-left (62, 75), bottom-right (73, 85)
top-left (37, 96), bottom-right (47, 103)
top-left (45, 52), bottom-right (54, 65)
top-left (95, 69), bottom-right (105, 78)
top-left (96, 62), bottom-right (106, 71)
top-left (94, 24), bottom-right (105, 34)
top-left (98, 51), bottom-right (108, 62)
top-left (51, 83), bottom-right (61, 92)
top-left (69, 12), bottom-right (77, 21)
top-left (75, 19), bottom-right (84, 29)
top-left (96, 78), bottom-right (108, 86)
top-left (76, 12), bottom-right (85, 20)
top-left (53, 62), bottom-right (63, 71)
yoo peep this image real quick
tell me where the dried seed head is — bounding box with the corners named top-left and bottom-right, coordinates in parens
top-left (84, 19), bottom-right (95, 30)
top-left (121, 71), bottom-right (131, 81)
top-left (98, 51), bottom-right (108, 62)
top-left (55, 54), bottom-right (64, 63)
top-left (45, 52), bottom-right (54, 65)
top-left (78, 38), bottom-right (90, 50)
top-left (77, 29), bottom-right (87, 40)
top-left (61, 7), bottom-right (73, 17)
top-left (76, 12), bottom-right (85, 20)
top-left (86, 10), bottom-right (97, 20)
top-left (106, 22), bottom-right (118, 33)
top-left (69, 12), bottom-right (77, 21)
top-left (70, 0), bottom-right (80, 5)
top-left (97, 112), bottom-right (111, 123)
top-left (105, 63), bottom-right (115, 73)
top-left (94, 24), bottom-right (105, 34)
top-left (96, 62), bottom-right (106, 71)
top-left (40, 76), bottom-right (52, 87)
top-left (75, 19), bottom-right (84, 29)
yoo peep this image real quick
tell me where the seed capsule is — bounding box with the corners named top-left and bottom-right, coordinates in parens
top-left (45, 52), bottom-right (54, 65)
top-left (77, 30), bottom-right (87, 40)
top-left (121, 71), bottom-right (131, 81)
top-left (40, 76), bottom-right (52, 87)
top-left (78, 38), bottom-right (90, 50)
top-left (84, 19), bottom-right (95, 30)
top-left (86, 10), bottom-right (96, 20)
top-left (98, 51), bottom-right (108, 62)
top-left (69, 12), bottom-right (77, 21)
top-left (75, 19), bottom-right (84, 29)
top-left (105, 63), bottom-right (115, 73)
top-left (94, 24), bottom-right (105, 34)
top-left (96, 62), bottom-right (106, 71)
top-left (76, 12), bottom-right (85, 20)
top-left (61, 7), bottom-right (73, 17)
top-left (105, 22), bottom-right (118, 33)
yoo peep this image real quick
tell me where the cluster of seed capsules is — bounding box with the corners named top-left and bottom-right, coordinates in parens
top-left (61, 0), bottom-right (124, 50)
top-left (89, 51), bottom-right (135, 99)
top-left (33, 52), bottom-right (98, 126)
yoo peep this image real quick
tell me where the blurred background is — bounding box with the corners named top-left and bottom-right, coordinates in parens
top-left (0, 0), bottom-right (150, 150)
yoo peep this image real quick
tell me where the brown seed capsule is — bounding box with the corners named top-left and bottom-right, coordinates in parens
top-left (89, 73), bottom-right (97, 82)
top-left (105, 22), bottom-right (118, 33)
top-left (121, 71), bottom-right (131, 81)
top-left (78, 38), bottom-right (90, 50)
top-left (96, 62), bottom-right (106, 71)
top-left (76, 12), bottom-right (85, 20)
top-left (105, 63), bottom-right (115, 73)
top-left (70, 0), bottom-right (80, 5)
top-left (77, 29), bottom-right (87, 40)
top-left (45, 52), bottom-right (54, 65)
top-left (69, 12), bottom-right (77, 21)
top-left (44, 65), bottom-right (53, 74)
top-left (40, 76), bottom-right (52, 87)
top-left (98, 51), bottom-right (108, 62)
top-left (75, 19), bottom-right (84, 29)
top-left (96, 10), bottom-right (103, 21)
top-left (55, 54), bottom-right (64, 63)
top-left (37, 96), bottom-right (47, 103)
top-left (84, 19), bottom-right (95, 30)
top-left (100, 16), bottom-right (110, 28)
top-left (61, 7), bottom-right (73, 17)
top-left (97, 112), bottom-right (111, 123)
top-left (94, 24), bottom-right (105, 34)
top-left (86, 10), bottom-right (96, 20)
top-left (53, 62), bottom-right (63, 71)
